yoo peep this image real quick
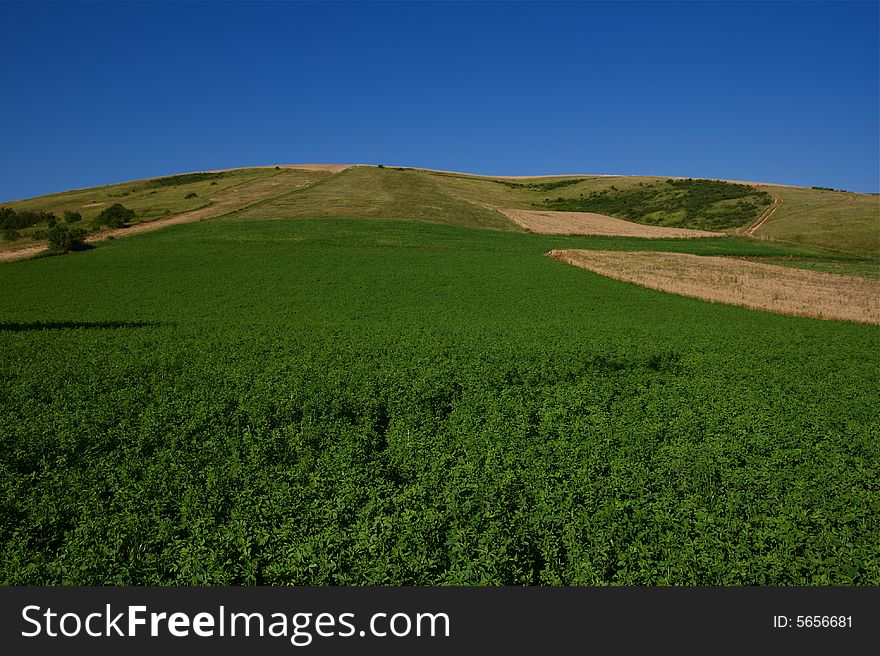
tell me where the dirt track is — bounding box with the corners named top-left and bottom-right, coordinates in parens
top-left (745, 193), bottom-right (782, 236)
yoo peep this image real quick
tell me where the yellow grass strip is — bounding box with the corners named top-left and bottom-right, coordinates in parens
top-left (548, 249), bottom-right (880, 324)
top-left (502, 208), bottom-right (724, 238)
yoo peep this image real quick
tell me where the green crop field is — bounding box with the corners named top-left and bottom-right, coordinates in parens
top-left (1, 217), bottom-right (877, 585)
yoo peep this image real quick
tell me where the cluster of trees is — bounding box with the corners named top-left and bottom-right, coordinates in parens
top-left (541, 178), bottom-right (774, 230)
top-left (2, 207), bottom-right (83, 241)
top-left (1, 202), bottom-right (135, 251)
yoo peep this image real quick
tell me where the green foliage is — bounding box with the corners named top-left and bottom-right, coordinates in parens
top-left (494, 178), bottom-right (584, 192)
top-left (96, 203), bottom-right (135, 228)
top-left (63, 211), bottom-right (82, 224)
top-left (2, 227), bottom-right (20, 241)
top-left (1, 207), bottom-right (58, 230)
top-left (45, 224), bottom-right (87, 252)
top-left (542, 178), bottom-right (774, 230)
top-left (145, 172), bottom-right (231, 188)
top-left (0, 219), bottom-right (876, 585)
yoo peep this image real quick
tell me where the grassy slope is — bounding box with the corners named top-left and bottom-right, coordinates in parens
top-left (1, 218), bottom-right (877, 585)
top-left (755, 186), bottom-right (879, 255)
top-left (3, 166), bottom-right (877, 256)
top-left (231, 167), bottom-right (517, 230)
top-left (0, 168), bottom-right (331, 245)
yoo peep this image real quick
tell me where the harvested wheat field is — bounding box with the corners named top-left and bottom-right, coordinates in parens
top-left (502, 208), bottom-right (724, 238)
top-left (548, 249), bottom-right (880, 324)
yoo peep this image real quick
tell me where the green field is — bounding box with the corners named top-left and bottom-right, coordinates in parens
top-left (1, 217), bottom-right (878, 584)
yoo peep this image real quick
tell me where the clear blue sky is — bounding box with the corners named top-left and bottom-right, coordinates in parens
top-left (1, 1), bottom-right (878, 201)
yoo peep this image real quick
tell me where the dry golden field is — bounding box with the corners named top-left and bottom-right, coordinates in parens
top-left (548, 249), bottom-right (880, 324)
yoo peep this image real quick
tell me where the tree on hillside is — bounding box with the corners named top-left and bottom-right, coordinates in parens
top-left (96, 203), bottom-right (135, 228)
top-left (46, 224), bottom-right (87, 252)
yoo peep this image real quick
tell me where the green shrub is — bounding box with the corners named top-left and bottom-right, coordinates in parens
top-left (1, 208), bottom-right (58, 230)
top-left (63, 210), bottom-right (82, 224)
top-left (2, 227), bottom-right (20, 241)
top-left (494, 178), bottom-right (584, 192)
top-left (96, 203), bottom-right (135, 228)
top-left (46, 224), bottom-right (87, 252)
top-left (185, 192), bottom-right (198, 199)
top-left (145, 172), bottom-right (230, 188)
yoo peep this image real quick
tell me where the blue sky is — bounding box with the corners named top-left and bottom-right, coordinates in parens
top-left (1, 1), bottom-right (878, 201)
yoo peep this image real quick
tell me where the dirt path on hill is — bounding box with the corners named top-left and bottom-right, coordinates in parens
top-left (0, 245), bottom-right (47, 263)
top-left (745, 193), bottom-right (783, 236)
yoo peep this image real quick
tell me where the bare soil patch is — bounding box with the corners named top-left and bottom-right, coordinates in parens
top-left (502, 208), bottom-right (724, 238)
top-left (549, 249), bottom-right (880, 324)
top-left (0, 245), bottom-right (48, 263)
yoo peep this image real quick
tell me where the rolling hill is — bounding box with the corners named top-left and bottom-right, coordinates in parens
top-left (2, 165), bottom-right (878, 260)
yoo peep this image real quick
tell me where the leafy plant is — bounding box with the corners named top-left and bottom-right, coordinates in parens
top-left (96, 203), bottom-right (135, 228)
top-left (45, 224), bottom-right (87, 252)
